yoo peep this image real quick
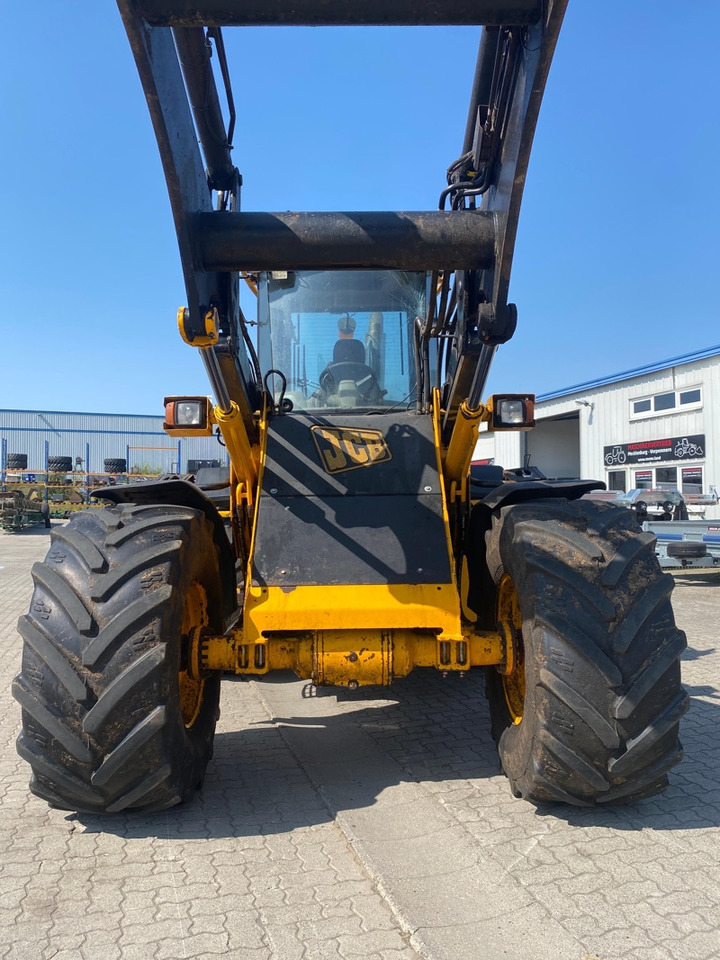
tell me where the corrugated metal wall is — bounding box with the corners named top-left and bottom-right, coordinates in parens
top-left (0, 409), bottom-right (229, 474)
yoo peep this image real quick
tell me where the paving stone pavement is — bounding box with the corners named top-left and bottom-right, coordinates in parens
top-left (1, 525), bottom-right (718, 960)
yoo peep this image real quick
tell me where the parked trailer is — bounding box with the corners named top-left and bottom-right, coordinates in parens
top-left (602, 488), bottom-right (720, 571)
top-left (0, 491), bottom-right (50, 532)
top-left (645, 520), bottom-right (720, 571)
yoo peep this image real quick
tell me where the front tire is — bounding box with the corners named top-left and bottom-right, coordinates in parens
top-left (484, 498), bottom-right (688, 805)
top-left (13, 504), bottom-right (227, 813)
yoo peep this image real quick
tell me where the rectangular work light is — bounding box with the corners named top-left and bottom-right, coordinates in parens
top-left (488, 394), bottom-right (535, 430)
top-left (163, 396), bottom-right (214, 436)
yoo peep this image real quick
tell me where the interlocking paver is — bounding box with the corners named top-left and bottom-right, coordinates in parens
top-left (2, 527), bottom-right (720, 960)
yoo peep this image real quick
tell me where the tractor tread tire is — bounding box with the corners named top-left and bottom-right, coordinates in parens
top-left (13, 504), bottom-right (224, 813)
top-left (484, 498), bottom-right (688, 806)
top-left (48, 457), bottom-right (73, 472)
top-left (7, 453), bottom-right (28, 469)
top-left (104, 458), bottom-right (127, 474)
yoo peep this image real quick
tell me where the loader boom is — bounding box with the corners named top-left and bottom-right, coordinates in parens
top-left (117, 0), bottom-right (567, 446)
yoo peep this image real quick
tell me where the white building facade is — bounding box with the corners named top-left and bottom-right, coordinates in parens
top-left (474, 345), bottom-right (720, 518)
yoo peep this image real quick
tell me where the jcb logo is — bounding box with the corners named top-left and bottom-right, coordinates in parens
top-left (311, 426), bottom-right (391, 475)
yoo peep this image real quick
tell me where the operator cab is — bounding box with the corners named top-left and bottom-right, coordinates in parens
top-left (257, 270), bottom-right (426, 411)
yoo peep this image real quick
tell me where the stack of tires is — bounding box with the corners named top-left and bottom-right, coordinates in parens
top-left (48, 457), bottom-right (73, 473)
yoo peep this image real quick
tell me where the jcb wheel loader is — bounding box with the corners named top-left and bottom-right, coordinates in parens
top-left (14, 0), bottom-right (688, 813)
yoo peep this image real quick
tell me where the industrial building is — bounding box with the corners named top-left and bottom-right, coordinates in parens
top-left (0, 408), bottom-right (228, 476)
top-left (474, 345), bottom-right (720, 518)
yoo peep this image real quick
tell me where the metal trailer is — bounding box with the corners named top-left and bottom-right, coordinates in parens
top-left (0, 490), bottom-right (50, 532)
top-left (645, 519), bottom-right (720, 571)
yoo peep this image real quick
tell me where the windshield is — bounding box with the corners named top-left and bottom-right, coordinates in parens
top-left (257, 270), bottom-right (426, 411)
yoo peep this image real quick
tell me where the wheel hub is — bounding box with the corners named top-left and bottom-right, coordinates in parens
top-left (180, 580), bottom-right (209, 728)
top-left (496, 574), bottom-right (525, 724)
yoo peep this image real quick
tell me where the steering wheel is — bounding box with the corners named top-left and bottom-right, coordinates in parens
top-left (319, 362), bottom-right (383, 402)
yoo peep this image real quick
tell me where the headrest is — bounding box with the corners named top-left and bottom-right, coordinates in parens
top-left (337, 314), bottom-right (356, 335)
top-left (333, 339), bottom-right (365, 364)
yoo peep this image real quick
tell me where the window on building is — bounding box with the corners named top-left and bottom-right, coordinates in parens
top-left (656, 466), bottom-right (678, 490)
top-left (634, 470), bottom-right (652, 489)
top-left (607, 470), bottom-right (626, 492)
top-left (633, 467), bottom-right (704, 493)
top-left (681, 467), bottom-right (703, 494)
top-left (631, 386), bottom-right (702, 419)
top-left (654, 392), bottom-right (676, 411)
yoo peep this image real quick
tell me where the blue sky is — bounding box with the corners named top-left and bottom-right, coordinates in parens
top-left (1, 2), bottom-right (718, 415)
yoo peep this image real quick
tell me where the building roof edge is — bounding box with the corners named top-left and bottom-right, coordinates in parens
top-left (537, 344), bottom-right (720, 402)
top-left (0, 408), bottom-right (162, 420)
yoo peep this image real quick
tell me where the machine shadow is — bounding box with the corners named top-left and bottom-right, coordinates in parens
top-left (76, 670), bottom-right (499, 839)
top-left (75, 664), bottom-right (720, 839)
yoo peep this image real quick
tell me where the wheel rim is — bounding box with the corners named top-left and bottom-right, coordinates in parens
top-left (496, 574), bottom-right (525, 724)
top-left (180, 580), bottom-right (209, 728)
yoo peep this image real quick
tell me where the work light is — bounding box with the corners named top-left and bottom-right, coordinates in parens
top-left (163, 396), bottom-right (213, 435)
top-left (489, 394), bottom-right (535, 430)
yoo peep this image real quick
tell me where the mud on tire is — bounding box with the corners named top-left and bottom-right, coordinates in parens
top-left (13, 504), bottom-right (226, 813)
top-left (484, 498), bottom-right (689, 806)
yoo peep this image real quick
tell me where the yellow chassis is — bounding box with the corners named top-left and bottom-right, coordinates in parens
top-left (172, 384), bottom-right (515, 687)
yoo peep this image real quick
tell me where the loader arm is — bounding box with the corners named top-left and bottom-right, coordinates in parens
top-left (117, 0), bottom-right (567, 467)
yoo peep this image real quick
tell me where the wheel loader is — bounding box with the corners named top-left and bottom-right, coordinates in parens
top-left (13, 0), bottom-right (688, 814)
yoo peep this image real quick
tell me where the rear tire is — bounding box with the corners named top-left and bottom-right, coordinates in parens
top-left (484, 498), bottom-right (688, 805)
top-left (13, 504), bottom-right (225, 813)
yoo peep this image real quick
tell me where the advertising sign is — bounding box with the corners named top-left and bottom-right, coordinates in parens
top-left (604, 434), bottom-right (705, 467)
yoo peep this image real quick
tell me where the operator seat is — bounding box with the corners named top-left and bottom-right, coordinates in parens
top-left (319, 339), bottom-right (383, 404)
top-left (333, 339), bottom-right (366, 364)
